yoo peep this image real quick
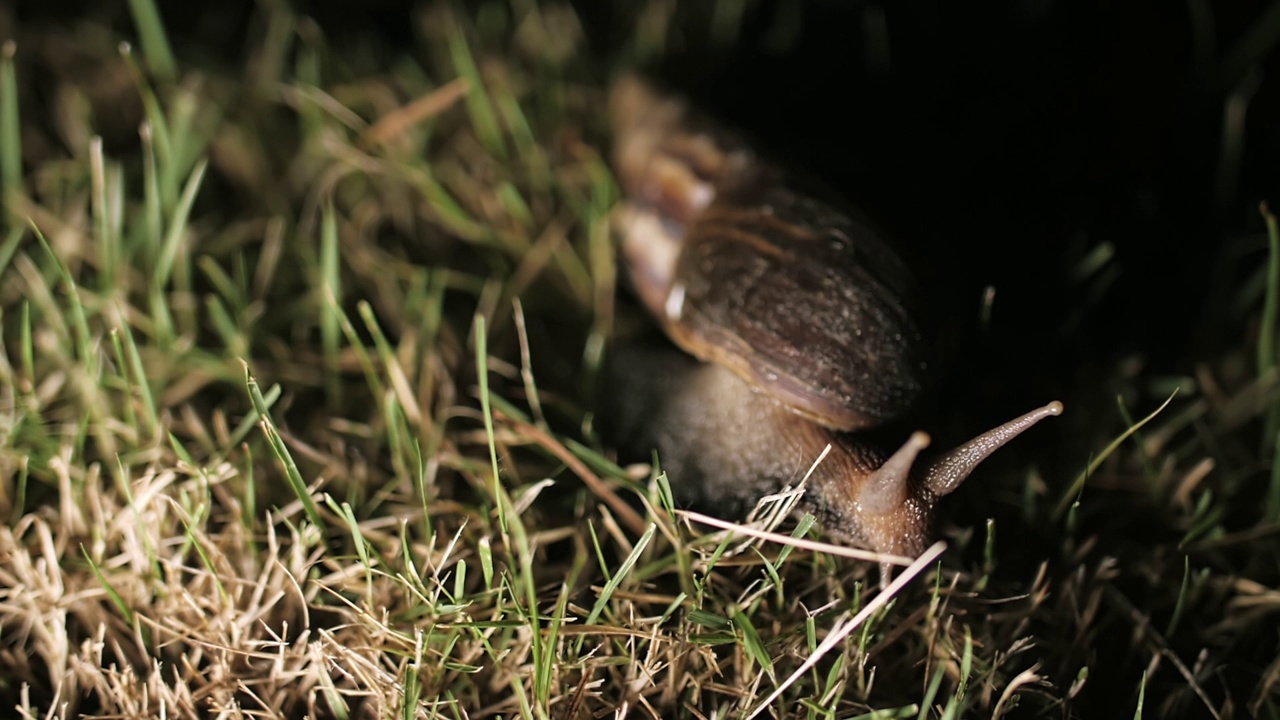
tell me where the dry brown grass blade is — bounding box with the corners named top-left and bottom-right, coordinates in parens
top-left (359, 76), bottom-right (471, 148)
top-left (744, 540), bottom-right (947, 720)
top-left (676, 509), bottom-right (916, 567)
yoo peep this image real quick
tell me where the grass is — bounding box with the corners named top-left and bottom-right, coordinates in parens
top-left (0, 1), bottom-right (1278, 718)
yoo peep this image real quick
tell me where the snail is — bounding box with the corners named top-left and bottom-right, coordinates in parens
top-left (604, 74), bottom-right (1062, 561)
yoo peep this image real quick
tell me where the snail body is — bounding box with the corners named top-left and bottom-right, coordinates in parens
top-left (607, 75), bottom-right (1061, 558)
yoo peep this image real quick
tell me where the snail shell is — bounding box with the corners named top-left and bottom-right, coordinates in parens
top-left (607, 74), bottom-right (1061, 558)
top-left (611, 75), bottom-right (927, 429)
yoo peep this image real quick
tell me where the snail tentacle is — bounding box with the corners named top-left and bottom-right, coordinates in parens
top-left (859, 431), bottom-right (931, 514)
top-left (922, 401), bottom-right (1064, 497)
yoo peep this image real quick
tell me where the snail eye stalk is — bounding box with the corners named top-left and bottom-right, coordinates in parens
top-left (858, 431), bottom-right (930, 514)
top-left (923, 401), bottom-right (1064, 497)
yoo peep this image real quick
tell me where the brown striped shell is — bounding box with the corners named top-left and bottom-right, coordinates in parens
top-left (611, 75), bottom-right (926, 430)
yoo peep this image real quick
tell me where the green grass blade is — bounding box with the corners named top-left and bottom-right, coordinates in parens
top-left (19, 300), bottom-right (31, 392)
top-left (197, 255), bottom-right (244, 312)
top-left (82, 544), bottom-right (136, 628)
top-left (1133, 670), bottom-right (1147, 719)
top-left (326, 292), bottom-right (384, 401)
top-left (125, 0), bottom-right (177, 83)
top-left (141, 123), bottom-right (162, 251)
top-left (167, 430), bottom-right (193, 465)
top-left (1270, 428), bottom-right (1280, 522)
top-left (478, 535), bottom-right (494, 591)
top-left (1259, 203), bottom-right (1279, 380)
top-left (10, 456), bottom-right (27, 526)
top-left (407, 166), bottom-right (486, 241)
top-left (1260, 203), bottom-right (1280, 485)
top-left (402, 660), bottom-right (422, 720)
top-left (320, 202), bottom-right (342, 409)
top-left (446, 28), bottom-right (506, 160)
top-left (688, 608), bottom-right (731, 631)
top-left (1216, 1), bottom-right (1280, 91)
top-left (0, 225), bottom-right (24, 280)
top-left (1, 41), bottom-right (20, 228)
top-left (490, 479), bottom-right (542, 718)
top-left (1053, 391), bottom-right (1177, 521)
top-left (116, 309), bottom-right (159, 442)
top-left (204, 294), bottom-right (245, 356)
top-left (331, 498), bottom-right (374, 603)
top-left (246, 365), bottom-right (324, 530)
top-left (1165, 556), bottom-right (1191, 637)
top-left (176, 512), bottom-right (228, 605)
top-left (32, 224), bottom-right (92, 364)
top-left (731, 607), bottom-right (775, 682)
top-left (583, 523), bottom-right (656, 627)
top-left (318, 665), bottom-right (350, 720)
top-left (240, 442), bottom-right (257, 543)
top-left (474, 314), bottom-right (505, 533)
top-left (90, 139), bottom-right (124, 295)
top-left (153, 158), bottom-right (207, 288)
top-left (120, 44), bottom-right (175, 209)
